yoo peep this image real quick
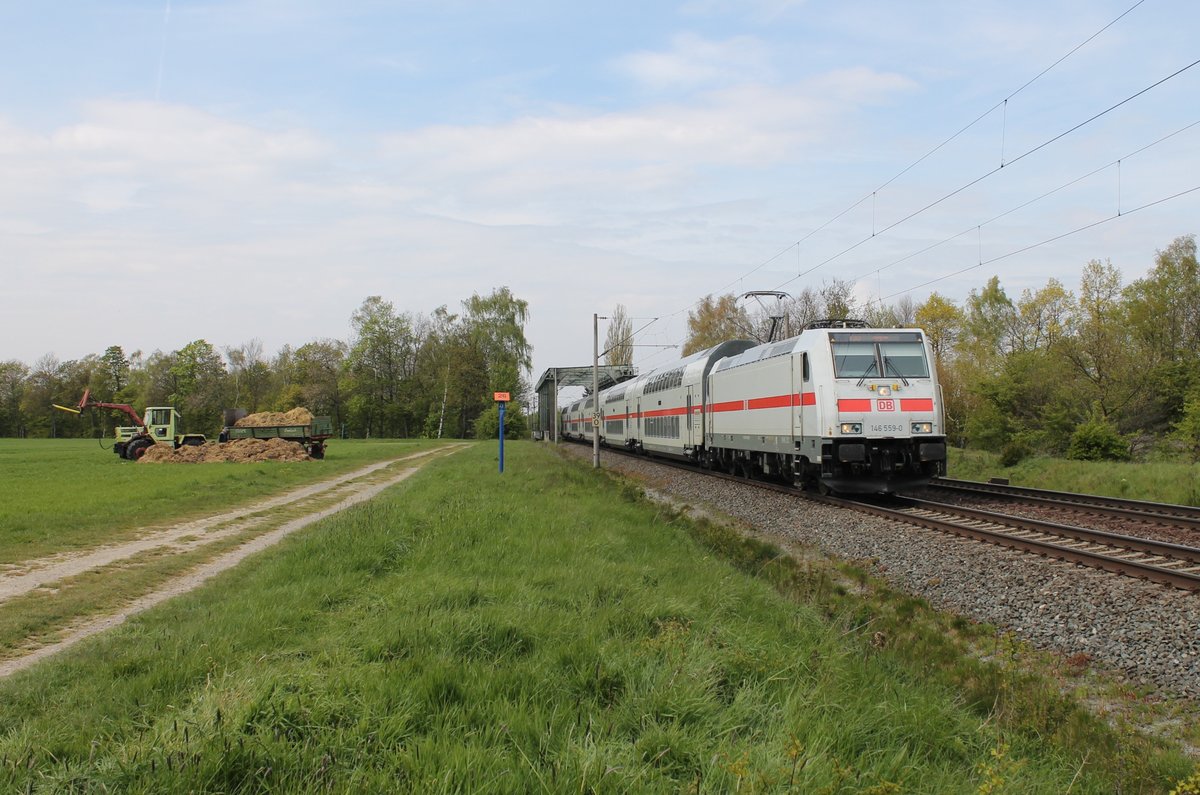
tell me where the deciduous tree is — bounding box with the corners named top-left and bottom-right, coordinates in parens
top-left (1060, 260), bottom-right (1138, 423)
top-left (168, 340), bottom-right (227, 434)
top-left (347, 296), bottom-right (418, 437)
top-left (683, 294), bottom-right (751, 355)
top-left (914, 293), bottom-right (963, 363)
top-left (100, 346), bottom-right (130, 397)
top-left (604, 304), bottom-right (633, 366)
top-left (460, 287), bottom-right (532, 437)
top-left (0, 361), bottom-right (29, 437)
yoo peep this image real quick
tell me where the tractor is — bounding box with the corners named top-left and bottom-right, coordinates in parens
top-left (54, 389), bottom-right (206, 460)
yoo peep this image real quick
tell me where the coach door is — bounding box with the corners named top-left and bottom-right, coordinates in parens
top-left (686, 386), bottom-right (694, 446)
top-left (797, 352), bottom-right (810, 440)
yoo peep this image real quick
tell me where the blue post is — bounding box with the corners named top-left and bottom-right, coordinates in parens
top-left (498, 401), bottom-right (506, 473)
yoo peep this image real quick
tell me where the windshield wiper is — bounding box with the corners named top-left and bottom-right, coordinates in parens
top-left (883, 356), bottom-right (910, 386)
top-left (855, 361), bottom-right (879, 387)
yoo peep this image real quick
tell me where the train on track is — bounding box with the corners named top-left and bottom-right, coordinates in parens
top-left (561, 321), bottom-right (947, 494)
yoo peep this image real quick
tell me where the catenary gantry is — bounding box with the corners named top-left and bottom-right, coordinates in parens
top-left (533, 365), bottom-right (637, 442)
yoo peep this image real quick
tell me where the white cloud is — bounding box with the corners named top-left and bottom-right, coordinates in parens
top-left (613, 32), bottom-right (774, 90)
top-left (50, 101), bottom-right (327, 173)
top-left (0, 102), bottom-right (332, 227)
top-left (376, 68), bottom-right (917, 226)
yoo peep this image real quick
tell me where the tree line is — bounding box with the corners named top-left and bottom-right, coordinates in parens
top-left (675, 234), bottom-right (1200, 463)
top-left (0, 287), bottom-right (533, 441)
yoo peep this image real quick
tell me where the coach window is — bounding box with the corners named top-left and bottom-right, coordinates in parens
top-left (802, 353), bottom-right (810, 382)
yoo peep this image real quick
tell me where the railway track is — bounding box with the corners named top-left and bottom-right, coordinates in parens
top-left (596, 448), bottom-right (1200, 591)
top-left (842, 493), bottom-right (1200, 591)
top-left (928, 477), bottom-right (1200, 530)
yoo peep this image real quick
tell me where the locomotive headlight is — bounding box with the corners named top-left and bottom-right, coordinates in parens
top-left (911, 422), bottom-right (933, 434)
top-left (877, 386), bottom-right (891, 396)
top-left (840, 423), bottom-right (862, 435)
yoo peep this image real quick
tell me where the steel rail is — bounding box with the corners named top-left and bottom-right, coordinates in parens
top-left (896, 496), bottom-right (1200, 565)
top-left (930, 478), bottom-right (1200, 529)
top-left (828, 495), bottom-right (1200, 591)
top-left (583, 445), bottom-right (1200, 590)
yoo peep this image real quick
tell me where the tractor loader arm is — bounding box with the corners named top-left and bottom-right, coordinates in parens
top-left (54, 389), bottom-right (146, 427)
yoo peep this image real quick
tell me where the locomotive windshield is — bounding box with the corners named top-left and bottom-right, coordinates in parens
top-left (879, 341), bottom-right (929, 378)
top-left (831, 342), bottom-right (879, 378)
top-left (831, 333), bottom-right (930, 379)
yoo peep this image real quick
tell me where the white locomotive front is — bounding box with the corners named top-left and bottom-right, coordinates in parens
top-left (705, 325), bottom-right (946, 493)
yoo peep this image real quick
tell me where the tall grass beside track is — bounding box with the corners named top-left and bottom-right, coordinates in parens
top-left (0, 442), bottom-right (1193, 792)
top-left (0, 438), bottom-right (441, 561)
top-left (948, 448), bottom-right (1200, 506)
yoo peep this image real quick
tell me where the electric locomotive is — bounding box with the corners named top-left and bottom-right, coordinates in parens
top-left (704, 321), bottom-right (946, 493)
top-left (562, 321), bottom-right (946, 494)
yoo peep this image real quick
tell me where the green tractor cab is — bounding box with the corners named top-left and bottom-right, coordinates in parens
top-left (113, 406), bottom-right (207, 460)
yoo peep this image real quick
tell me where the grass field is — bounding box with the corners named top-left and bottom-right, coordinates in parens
top-left (948, 448), bottom-right (1200, 506)
top-left (0, 441), bottom-right (1194, 792)
top-left (0, 438), bottom-right (445, 563)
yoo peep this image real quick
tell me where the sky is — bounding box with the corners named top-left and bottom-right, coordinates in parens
top-left (2, 0), bottom-right (1198, 384)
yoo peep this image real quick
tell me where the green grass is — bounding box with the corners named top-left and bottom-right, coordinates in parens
top-left (0, 438), bottom-right (451, 562)
top-left (0, 460), bottom-right (427, 659)
top-left (948, 448), bottom-right (1200, 506)
top-left (0, 533), bottom-right (253, 657)
top-left (0, 441), bottom-right (1192, 792)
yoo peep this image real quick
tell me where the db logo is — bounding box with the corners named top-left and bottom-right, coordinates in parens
top-left (877, 399), bottom-right (896, 412)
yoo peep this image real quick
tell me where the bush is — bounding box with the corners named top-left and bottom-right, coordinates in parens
top-left (999, 438), bottom-right (1032, 467)
top-left (1067, 417), bottom-right (1129, 461)
top-left (472, 403), bottom-right (528, 440)
top-left (964, 403), bottom-right (1011, 453)
top-left (1173, 393), bottom-right (1200, 462)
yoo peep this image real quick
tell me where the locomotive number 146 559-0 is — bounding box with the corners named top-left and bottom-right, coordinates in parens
top-left (869, 423), bottom-right (905, 433)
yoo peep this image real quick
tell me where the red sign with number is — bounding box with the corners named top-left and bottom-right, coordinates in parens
top-left (494, 392), bottom-right (510, 402)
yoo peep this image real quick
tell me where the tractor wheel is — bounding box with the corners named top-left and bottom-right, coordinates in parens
top-left (126, 439), bottom-right (152, 460)
top-left (309, 443), bottom-right (325, 460)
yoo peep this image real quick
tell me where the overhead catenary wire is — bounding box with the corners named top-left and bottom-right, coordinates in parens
top-left (702, 0), bottom-right (1148, 304)
top-left (623, 0), bottom-right (1163, 367)
top-left (847, 118), bottom-right (1200, 286)
top-left (599, 316), bottom-right (661, 360)
top-left (747, 0), bottom-right (1154, 284)
top-left (771, 56), bottom-right (1200, 294)
top-left (875, 183), bottom-right (1200, 304)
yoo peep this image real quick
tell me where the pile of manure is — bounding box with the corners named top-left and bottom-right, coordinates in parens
top-left (139, 438), bottom-right (312, 463)
top-left (233, 408), bottom-right (314, 427)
